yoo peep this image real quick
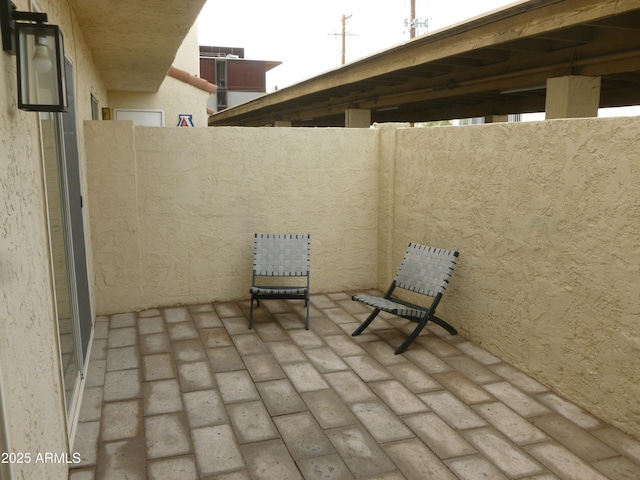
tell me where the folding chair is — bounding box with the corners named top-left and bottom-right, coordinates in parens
top-left (352, 243), bottom-right (459, 354)
top-left (249, 233), bottom-right (311, 329)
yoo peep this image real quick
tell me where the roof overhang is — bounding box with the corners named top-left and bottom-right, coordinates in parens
top-left (265, 60), bottom-right (282, 73)
top-left (68, 0), bottom-right (207, 92)
top-left (208, 0), bottom-right (640, 126)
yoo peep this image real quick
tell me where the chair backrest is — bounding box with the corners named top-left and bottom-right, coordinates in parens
top-left (394, 243), bottom-right (458, 297)
top-left (253, 233), bottom-right (310, 277)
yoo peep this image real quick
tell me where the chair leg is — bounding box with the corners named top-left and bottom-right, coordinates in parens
top-left (430, 315), bottom-right (458, 335)
top-left (249, 295), bottom-right (256, 329)
top-left (305, 300), bottom-right (310, 330)
top-left (395, 318), bottom-right (429, 354)
top-left (352, 308), bottom-right (381, 336)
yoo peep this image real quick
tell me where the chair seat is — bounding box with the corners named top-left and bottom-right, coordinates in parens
top-left (352, 294), bottom-right (426, 319)
top-left (250, 286), bottom-right (308, 295)
top-left (249, 233), bottom-right (311, 330)
top-left (351, 243), bottom-right (458, 354)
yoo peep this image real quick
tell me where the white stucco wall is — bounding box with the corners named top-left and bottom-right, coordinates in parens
top-left (86, 118), bottom-right (640, 441)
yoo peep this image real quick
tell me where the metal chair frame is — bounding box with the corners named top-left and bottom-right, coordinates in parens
top-left (352, 243), bottom-right (459, 354)
top-left (249, 233), bottom-right (310, 329)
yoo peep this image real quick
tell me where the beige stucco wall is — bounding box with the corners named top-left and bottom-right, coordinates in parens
top-left (391, 118), bottom-right (640, 439)
top-left (0, 0), bottom-right (107, 478)
top-left (0, 57), bottom-right (68, 479)
top-left (86, 122), bottom-right (379, 313)
top-left (107, 24), bottom-right (210, 127)
top-left (0, 1), bottom-right (64, 479)
top-left (86, 117), bottom-right (640, 441)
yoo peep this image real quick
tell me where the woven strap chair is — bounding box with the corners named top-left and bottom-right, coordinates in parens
top-left (249, 233), bottom-right (310, 329)
top-left (352, 243), bottom-right (459, 354)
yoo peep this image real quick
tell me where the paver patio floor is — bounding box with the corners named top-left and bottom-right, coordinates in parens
top-left (69, 292), bottom-right (640, 479)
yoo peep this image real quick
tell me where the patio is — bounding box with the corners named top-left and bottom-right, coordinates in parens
top-left (68, 292), bottom-right (640, 480)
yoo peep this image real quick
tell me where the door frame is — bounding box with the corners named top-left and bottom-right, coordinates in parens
top-left (0, 369), bottom-right (11, 480)
top-left (39, 54), bottom-right (93, 440)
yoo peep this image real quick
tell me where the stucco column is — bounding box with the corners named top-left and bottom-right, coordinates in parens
top-left (274, 121), bottom-right (292, 127)
top-left (345, 108), bottom-right (371, 128)
top-left (545, 76), bottom-right (601, 119)
top-left (485, 114), bottom-right (508, 123)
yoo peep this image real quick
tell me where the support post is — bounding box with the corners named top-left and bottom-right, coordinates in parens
top-left (345, 108), bottom-right (371, 128)
top-left (485, 114), bottom-right (508, 123)
top-left (545, 76), bottom-right (601, 119)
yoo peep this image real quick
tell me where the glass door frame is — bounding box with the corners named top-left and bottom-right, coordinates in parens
top-left (39, 53), bottom-right (92, 438)
top-left (0, 368), bottom-right (11, 480)
top-left (40, 108), bottom-right (84, 433)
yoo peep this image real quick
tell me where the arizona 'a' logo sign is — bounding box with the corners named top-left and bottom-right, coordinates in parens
top-left (177, 114), bottom-right (194, 127)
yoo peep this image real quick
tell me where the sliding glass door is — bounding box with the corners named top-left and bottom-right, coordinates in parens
top-left (41, 110), bottom-right (81, 417)
top-left (40, 57), bottom-right (92, 431)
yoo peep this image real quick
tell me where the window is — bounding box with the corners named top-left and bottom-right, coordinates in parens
top-left (217, 90), bottom-right (227, 110)
top-left (215, 59), bottom-right (227, 88)
top-left (113, 109), bottom-right (164, 127)
top-left (215, 59), bottom-right (228, 111)
top-left (90, 94), bottom-right (99, 120)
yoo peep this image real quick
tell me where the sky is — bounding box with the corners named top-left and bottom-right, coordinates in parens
top-left (197, 0), bottom-right (519, 92)
top-left (197, 0), bottom-right (639, 118)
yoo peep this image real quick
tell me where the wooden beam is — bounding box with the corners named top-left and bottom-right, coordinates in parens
top-left (208, 0), bottom-right (640, 127)
top-left (211, 0), bottom-right (640, 124)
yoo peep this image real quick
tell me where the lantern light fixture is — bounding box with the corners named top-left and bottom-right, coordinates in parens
top-left (1, 0), bottom-right (67, 112)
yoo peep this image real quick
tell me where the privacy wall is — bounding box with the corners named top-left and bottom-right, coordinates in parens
top-left (85, 122), bottom-right (379, 313)
top-left (86, 117), bottom-right (640, 440)
top-left (389, 118), bottom-right (640, 440)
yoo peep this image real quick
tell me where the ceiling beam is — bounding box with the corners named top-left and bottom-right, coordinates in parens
top-left (209, 0), bottom-right (640, 127)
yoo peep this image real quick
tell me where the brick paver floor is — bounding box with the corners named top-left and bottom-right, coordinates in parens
top-left (69, 292), bottom-right (640, 479)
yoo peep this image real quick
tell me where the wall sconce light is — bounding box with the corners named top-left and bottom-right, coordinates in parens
top-left (1, 0), bottom-right (67, 112)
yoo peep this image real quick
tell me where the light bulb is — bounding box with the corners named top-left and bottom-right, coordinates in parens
top-left (33, 36), bottom-right (52, 74)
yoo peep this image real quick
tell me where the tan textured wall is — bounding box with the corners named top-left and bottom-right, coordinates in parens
top-left (0, 1), bottom-right (66, 478)
top-left (86, 123), bottom-right (379, 313)
top-left (84, 121), bottom-right (143, 310)
top-left (0, 79), bottom-right (68, 480)
top-left (108, 25), bottom-right (210, 127)
top-left (86, 117), bottom-right (640, 440)
top-left (0, 0), bottom-right (107, 477)
top-left (392, 118), bottom-right (640, 439)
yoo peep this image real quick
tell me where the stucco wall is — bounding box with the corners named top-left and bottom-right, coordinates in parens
top-left (108, 24), bottom-right (210, 128)
top-left (0, 62), bottom-right (68, 479)
top-left (86, 118), bottom-right (640, 440)
top-left (0, 0), bottom-right (108, 477)
top-left (0, 1), bottom-right (66, 479)
top-left (86, 122), bottom-right (379, 313)
top-left (391, 118), bottom-right (640, 439)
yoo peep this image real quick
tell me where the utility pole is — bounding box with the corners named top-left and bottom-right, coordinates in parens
top-left (410, 0), bottom-right (416, 38)
top-left (404, 0), bottom-right (429, 38)
top-left (342, 14), bottom-right (352, 65)
top-left (329, 15), bottom-right (356, 65)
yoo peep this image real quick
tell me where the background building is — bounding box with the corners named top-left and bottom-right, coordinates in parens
top-left (199, 45), bottom-right (281, 112)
